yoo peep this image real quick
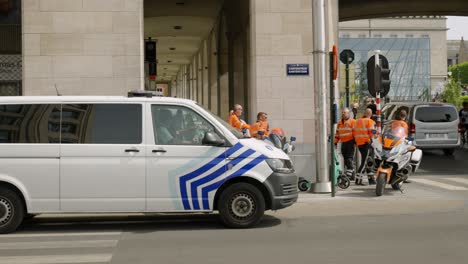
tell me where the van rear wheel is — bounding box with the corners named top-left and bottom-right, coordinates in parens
top-left (218, 183), bottom-right (265, 228)
top-left (0, 188), bottom-right (24, 234)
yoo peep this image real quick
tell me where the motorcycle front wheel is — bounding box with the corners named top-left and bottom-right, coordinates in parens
top-left (376, 173), bottom-right (387, 196)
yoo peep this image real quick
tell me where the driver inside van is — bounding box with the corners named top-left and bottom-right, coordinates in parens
top-left (155, 109), bottom-right (175, 145)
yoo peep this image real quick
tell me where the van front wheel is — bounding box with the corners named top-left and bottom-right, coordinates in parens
top-left (0, 188), bottom-right (24, 234)
top-left (218, 183), bottom-right (265, 228)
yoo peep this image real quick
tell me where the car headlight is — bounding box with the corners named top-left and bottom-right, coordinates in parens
top-left (266, 159), bottom-right (294, 173)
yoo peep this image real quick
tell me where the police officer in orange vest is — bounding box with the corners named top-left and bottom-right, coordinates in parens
top-left (391, 110), bottom-right (409, 138)
top-left (227, 104), bottom-right (250, 136)
top-left (335, 108), bottom-right (357, 180)
top-left (353, 108), bottom-right (377, 185)
top-left (250, 112), bottom-right (269, 139)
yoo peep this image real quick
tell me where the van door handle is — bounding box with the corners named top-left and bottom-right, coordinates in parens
top-left (152, 149), bottom-right (167, 153)
top-left (125, 149), bottom-right (140, 153)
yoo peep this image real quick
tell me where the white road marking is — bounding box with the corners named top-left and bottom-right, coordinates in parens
top-left (0, 254), bottom-right (112, 264)
top-left (445, 177), bottom-right (468, 186)
top-left (0, 240), bottom-right (118, 250)
top-left (411, 178), bottom-right (468, 191)
top-left (0, 231), bottom-right (122, 238)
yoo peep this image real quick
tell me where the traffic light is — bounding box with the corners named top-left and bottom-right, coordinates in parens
top-left (145, 40), bottom-right (156, 62)
top-left (367, 55), bottom-right (391, 97)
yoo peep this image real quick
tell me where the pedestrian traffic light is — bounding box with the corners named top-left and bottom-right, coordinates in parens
top-left (145, 40), bottom-right (156, 62)
top-left (367, 55), bottom-right (391, 97)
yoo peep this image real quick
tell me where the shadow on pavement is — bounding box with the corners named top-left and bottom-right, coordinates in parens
top-left (18, 214), bottom-right (282, 233)
top-left (337, 187), bottom-right (401, 198)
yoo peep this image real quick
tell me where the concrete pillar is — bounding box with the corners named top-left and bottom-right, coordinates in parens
top-left (250, 0), bottom-right (317, 181)
top-left (202, 41), bottom-right (210, 108)
top-left (209, 31), bottom-right (219, 114)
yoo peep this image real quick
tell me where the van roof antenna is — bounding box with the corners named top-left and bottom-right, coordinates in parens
top-left (55, 84), bottom-right (61, 96)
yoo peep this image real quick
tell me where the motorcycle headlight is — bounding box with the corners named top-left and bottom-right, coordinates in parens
top-left (266, 159), bottom-right (294, 173)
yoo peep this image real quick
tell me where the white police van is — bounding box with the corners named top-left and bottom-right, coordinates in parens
top-left (0, 93), bottom-right (298, 233)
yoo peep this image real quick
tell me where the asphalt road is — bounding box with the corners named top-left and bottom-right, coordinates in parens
top-left (0, 149), bottom-right (467, 264)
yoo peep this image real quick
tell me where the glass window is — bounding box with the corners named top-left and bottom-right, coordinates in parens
top-left (0, 104), bottom-right (60, 143)
top-left (61, 104), bottom-right (142, 144)
top-left (151, 105), bottom-right (219, 145)
top-left (197, 103), bottom-right (243, 139)
top-left (390, 106), bottom-right (410, 121)
top-left (415, 106), bottom-right (458, 123)
top-left (0, 0), bottom-right (22, 96)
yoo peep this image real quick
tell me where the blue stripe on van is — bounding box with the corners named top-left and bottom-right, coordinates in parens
top-left (190, 149), bottom-right (256, 210)
top-left (201, 154), bottom-right (267, 210)
top-left (179, 142), bottom-right (243, 210)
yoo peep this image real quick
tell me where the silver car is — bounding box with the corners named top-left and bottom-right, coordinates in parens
top-left (382, 102), bottom-right (461, 155)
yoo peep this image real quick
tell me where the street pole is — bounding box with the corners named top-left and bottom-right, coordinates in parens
top-left (330, 51), bottom-right (336, 197)
top-left (374, 50), bottom-right (382, 134)
top-left (345, 56), bottom-right (350, 108)
top-left (310, 0), bottom-right (331, 193)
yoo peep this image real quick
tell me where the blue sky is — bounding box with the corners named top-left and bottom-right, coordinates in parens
top-left (447, 16), bottom-right (468, 40)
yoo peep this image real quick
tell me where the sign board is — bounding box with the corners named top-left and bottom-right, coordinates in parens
top-left (0, 55), bottom-right (21, 81)
top-left (286, 64), bottom-right (309, 76)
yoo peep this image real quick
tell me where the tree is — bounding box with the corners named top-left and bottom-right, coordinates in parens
top-left (448, 62), bottom-right (468, 85)
top-left (442, 78), bottom-right (463, 108)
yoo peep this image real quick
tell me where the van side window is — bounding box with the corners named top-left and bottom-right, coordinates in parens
top-left (151, 105), bottom-right (218, 145)
top-left (61, 104), bottom-right (142, 144)
top-left (0, 104), bottom-right (60, 143)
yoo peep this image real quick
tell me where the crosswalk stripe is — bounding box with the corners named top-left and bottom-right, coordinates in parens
top-left (0, 254), bottom-right (112, 264)
top-left (0, 231), bottom-right (122, 238)
top-left (444, 177), bottom-right (468, 186)
top-left (411, 178), bottom-right (468, 191)
top-left (0, 240), bottom-right (118, 250)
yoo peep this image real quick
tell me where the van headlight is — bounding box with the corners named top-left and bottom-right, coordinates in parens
top-left (266, 159), bottom-right (294, 173)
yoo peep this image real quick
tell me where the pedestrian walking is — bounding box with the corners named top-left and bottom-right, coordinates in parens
top-left (335, 108), bottom-right (356, 180)
top-left (353, 108), bottom-right (377, 185)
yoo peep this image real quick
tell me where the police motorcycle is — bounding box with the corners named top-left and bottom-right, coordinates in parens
top-left (372, 125), bottom-right (423, 196)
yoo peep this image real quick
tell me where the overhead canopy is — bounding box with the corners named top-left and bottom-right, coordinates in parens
top-left (144, 0), bottom-right (222, 82)
top-left (339, 0), bottom-right (468, 21)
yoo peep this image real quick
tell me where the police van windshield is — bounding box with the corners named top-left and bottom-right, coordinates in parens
top-left (197, 104), bottom-right (244, 139)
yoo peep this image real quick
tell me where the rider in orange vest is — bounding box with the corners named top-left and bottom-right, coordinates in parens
top-left (353, 108), bottom-right (376, 185)
top-left (250, 112), bottom-right (269, 139)
top-left (227, 104), bottom-right (250, 135)
top-left (392, 110), bottom-right (409, 138)
top-left (335, 108), bottom-right (356, 180)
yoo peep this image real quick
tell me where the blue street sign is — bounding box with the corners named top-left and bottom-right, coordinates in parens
top-left (286, 64), bottom-right (309, 76)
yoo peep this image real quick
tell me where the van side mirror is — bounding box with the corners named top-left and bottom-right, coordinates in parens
top-left (202, 132), bottom-right (225, 146)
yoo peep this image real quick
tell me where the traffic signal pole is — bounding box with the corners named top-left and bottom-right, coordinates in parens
top-left (345, 58), bottom-right (350, 108)
top-left (374, 50), bottom-right (382, 134)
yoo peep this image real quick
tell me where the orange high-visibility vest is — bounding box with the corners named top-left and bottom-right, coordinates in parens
top-left (335, 119), bottom-right (356, 144)
top-left (250, 121), bottom-right (269, 138)
top-left (353, 117), bottom-right (375, 146)
top-left (391, 120), bottom-right (408, 138)
top-left (227, 113), bottom-right (250, 132)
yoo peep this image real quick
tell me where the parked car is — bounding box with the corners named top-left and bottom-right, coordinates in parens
top-left (381, 102), bottom-right (461, 155)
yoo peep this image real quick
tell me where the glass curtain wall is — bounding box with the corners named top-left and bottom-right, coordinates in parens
top-left (339, 38), bottom-right (431, 104)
